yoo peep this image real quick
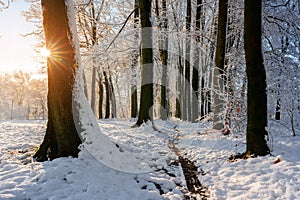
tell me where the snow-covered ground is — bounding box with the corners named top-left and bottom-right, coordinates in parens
top-left (0, 119), bottom-right (299, 199)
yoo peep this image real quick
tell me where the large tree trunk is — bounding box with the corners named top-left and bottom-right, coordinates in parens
top-left (34, 0), bottom-right (82, 161)
top-left (244, 0), bottom-right (270, 156)
top-left (213, 0), bottom-right (228, 129)
top-left (135, 0), bottom-right (154, 126)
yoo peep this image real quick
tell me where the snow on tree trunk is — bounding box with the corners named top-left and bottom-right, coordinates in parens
top-left (33, 0), bottom-right (82, 161)
top-left (135, 0), bottom-right (154, 126)
top-left (66, 0), bottom-right (150, 173)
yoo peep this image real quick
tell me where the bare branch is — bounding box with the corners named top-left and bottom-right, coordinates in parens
top-left (106, 7), bottom-right (137, 51)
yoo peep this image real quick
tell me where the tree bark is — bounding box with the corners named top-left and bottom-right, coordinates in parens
top-left (34, 0), bottom-right (81, 161)
top-left (82, 68), bottom-right (89, 100)
top-left (176, 46), bottom-right (184, 119)
top-left (215, 0), bottom-right (228, 71)
top-left (191, 0), bottom-right (204, 122)
top-left (213, 0), bottom-right (228, 129)
top-left (103, 71), bottom-right (110, 119)
top-left (89, 0), bottom-right (98, 115)
top-left (108, 72), bottom-right (117, 118)
top-left (159, 0), bottom-right (168, 120)
top-left (183, 0), bottom-right (192, 121)
top-left (244, 0), bottom-right (270, 156)
top-left (135, 0), bottom-right (154, 126)
top-left (131, 0), bottom-right (139, 118)
top-left (98, 73), bottom-right (103, 119)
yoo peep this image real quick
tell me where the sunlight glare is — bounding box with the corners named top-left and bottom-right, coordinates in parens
top-left (40, 47), bottom-right (51, 57)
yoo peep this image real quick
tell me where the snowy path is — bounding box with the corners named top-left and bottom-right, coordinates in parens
top-left (0, 119), bottom-right (300, 199)
top-left (166, 127), bottom-right (209, 199)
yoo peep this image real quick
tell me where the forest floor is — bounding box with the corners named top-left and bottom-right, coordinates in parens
top-left (0, 119), bottom-right (299, 199)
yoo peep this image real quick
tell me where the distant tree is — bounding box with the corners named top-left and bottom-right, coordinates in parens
top-left (244, 0), bottom-right (270, 156)
top-left (11, 71), bottom-right (31, 105)
top-left (191, 0), bottom-right (204, 122)
top-left (0, 72), bottom-right (37, 119)
top-left (98, 72), bottom-right (104, 119)
top-left (27, 78), bottom-right (47, 119)
top-left (135, 0), bottom-right (154, 126)
top-left (183, 0), bottom-right (192, 121)
top-left (171, 2), bottom-right (184, 119)
top-left (34, 0), bottom-right (82, 161)
top-left (89, 0), bottom-right (98, 115)
top-left (156, 0), bottom-right (169, 120)
top-left (103, 71), bottom-right (110, 118)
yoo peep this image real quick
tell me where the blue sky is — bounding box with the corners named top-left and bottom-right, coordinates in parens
top-left (0, 0), bottom-right (37, 73)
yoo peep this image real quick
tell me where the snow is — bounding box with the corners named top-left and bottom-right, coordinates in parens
top-left (1, 119), bottom-right (300, 199)
top-left (64, 0), bottom-right (150, 174)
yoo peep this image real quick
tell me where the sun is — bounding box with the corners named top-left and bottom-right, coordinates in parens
top-left (40, 47), bottom-right (51, 57)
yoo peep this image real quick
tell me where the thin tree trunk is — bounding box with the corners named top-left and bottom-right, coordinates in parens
top-left (91, 63), bottom-right (97, 114)
top-left (103, 71), bottom-right (110, 119)
top-left (198, 1), bottom-right (206, 119)
top-left (90, 0), bottom-right (98, 114)
top-left (157, 0), bottom-right (168, 120)
top-left (172, 7), bottom-right (183, 119)
top-left (183, 0), bottom-right (192, 121)
top-left (192, 0), bottom-right (204, 122)
top-left (131, 85), bottom-right (138, 118)
top-left (82, 68), bottom-right (89, 100)
top-left (206, 2), bottom-right (218, 118)
top-left (115, 75), bottom-right (126, 118)
top-left (109, 72), bottom-right (117, 118)
top-left (131, 0), bottom-right (139, 118)
top-left (213, 0), bottom-right (228, 129)
top-left (224, 6), bottom-right (239, 126)
top-left (170, 2), bottom-right (183, 119)
top-left (176, 42), bottom-right (184, 119)
top-left (98, 73), bottom-right (103, 119)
